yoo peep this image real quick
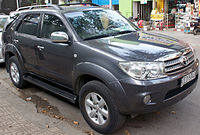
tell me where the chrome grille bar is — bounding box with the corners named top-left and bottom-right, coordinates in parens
top-left (161, 48), bottom-right (195, 74)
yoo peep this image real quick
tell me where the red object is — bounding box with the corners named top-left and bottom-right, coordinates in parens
top-left (159, 22), bottom-right (163, 30)
top-left (138, 20), bottom-right (144, 28)
top-left (165, 24), bottom-right (175, 28)
top-left (199, 0), bottom-right (200, 17)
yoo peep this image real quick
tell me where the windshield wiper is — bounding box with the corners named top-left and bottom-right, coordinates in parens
top-left (83, 30), bottom-right (135, 40)
top-left (115, 30), bottom-right (135, 35)
top-left (83, 34), bottom-right (111, 40)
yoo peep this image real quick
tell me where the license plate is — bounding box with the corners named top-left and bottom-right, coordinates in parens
top-left (181, 71), bottom-right (196, 87)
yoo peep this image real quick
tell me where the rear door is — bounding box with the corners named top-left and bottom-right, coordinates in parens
top-left (14, 13), bottom-right (41, 72)
top-left (36, 13), bottom-right (73, 85)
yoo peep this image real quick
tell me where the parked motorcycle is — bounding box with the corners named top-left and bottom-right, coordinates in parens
top-left (193, 18), bottom-right (200, 35)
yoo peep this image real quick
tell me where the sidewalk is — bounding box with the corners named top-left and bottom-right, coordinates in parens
top-left (0, 78), bottom-right (86, 135)
top-left (0, 87), bottom-right (68, 135)
top-left (0, 101), bottom-right (67, 135)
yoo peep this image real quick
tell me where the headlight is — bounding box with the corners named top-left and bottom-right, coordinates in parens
top-left (119, 61), bottom-right (166, 80)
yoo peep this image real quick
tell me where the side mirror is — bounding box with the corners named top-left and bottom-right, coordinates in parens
top-left (51, 31), bottom-right (69, 43)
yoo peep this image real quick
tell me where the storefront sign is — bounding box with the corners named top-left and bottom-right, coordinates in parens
top-left (92, 0), bottom-right (119, 6)
top-left (140, 0), bottom-right (147, 4)
top-left (151, 14), bottom-right (164, 21)
top-left (101, 5), bottom-right (110, 8)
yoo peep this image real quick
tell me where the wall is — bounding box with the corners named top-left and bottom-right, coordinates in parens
top-left (119, 0), bottom-right (133, 18)
top-left (119, 0), bottom-right (153, 19)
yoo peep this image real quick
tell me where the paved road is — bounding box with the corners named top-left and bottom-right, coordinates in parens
top-left (0, 30), bottom-right (200, 135)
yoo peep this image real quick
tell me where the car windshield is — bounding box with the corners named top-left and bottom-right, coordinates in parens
top-left (65, 9), bottom-right (138, 40)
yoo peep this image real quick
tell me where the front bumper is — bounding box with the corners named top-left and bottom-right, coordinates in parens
top-left (112, 59), bottom-right (199, 114)
top-left (0, 48), bottom-right (4, 63)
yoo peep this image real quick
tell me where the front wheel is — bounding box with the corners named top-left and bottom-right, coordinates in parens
top-left (193, 28), bottom-right (198, 35)
top-left (79, 81), bottom-right (126, 134)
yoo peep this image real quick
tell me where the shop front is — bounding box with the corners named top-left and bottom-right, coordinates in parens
top-left (151, 0), bottom-right (200, 31)
top-left (132, 0), bottom-right (153, 20)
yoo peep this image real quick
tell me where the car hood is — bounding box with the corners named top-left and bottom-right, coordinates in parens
top-left (82, 31), bottom-right (189, 61)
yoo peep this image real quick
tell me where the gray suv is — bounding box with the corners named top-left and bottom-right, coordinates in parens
top-left (2, 3), bottom-right (199, 134)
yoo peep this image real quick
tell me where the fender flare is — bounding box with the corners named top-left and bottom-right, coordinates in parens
top-left (73, 62), bottom-right (129, 113)
top-left (4, 44), bottom-right (26, 72)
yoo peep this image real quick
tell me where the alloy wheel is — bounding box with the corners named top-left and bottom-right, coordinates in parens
top-left (10, 62), bottom-right (20, 84)
top-left (85, 92), bottom-right (109, 125)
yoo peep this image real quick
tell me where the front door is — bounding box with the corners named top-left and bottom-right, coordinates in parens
top-left (36, 13), bottom-right (73, 85)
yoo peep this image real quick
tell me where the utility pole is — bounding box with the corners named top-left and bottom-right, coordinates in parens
top-left (16, 0), bottom-right (19, 8)
top-left (109, 0), bottom-right (112, 9)
top-left (152, 0), bottom-right (155, 10)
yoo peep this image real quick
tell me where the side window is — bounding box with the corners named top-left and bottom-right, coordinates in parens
top-left (41, 14), bottom-right (68, 39)
top-left (17, 14), bottom-right (40, 36)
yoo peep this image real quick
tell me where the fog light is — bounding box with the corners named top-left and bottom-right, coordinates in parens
top-left (143, 95), bottom-right (151, 104)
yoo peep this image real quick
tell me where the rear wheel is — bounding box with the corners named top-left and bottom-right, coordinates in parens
top-left (8, 56), bottom-right (27, 88)
top-left (79, 81), bottom-right (126, 134)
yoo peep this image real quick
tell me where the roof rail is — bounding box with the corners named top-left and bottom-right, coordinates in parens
top-left (59, 3), bottom-right (101, 7)
top-left (16, 5), bottom-right (61, 11)
top-left (15, 3), bottom-right (100, 12)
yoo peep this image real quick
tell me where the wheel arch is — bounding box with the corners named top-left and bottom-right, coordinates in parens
top-left (73, 62), bottom-right (128, 113)
top-left (73, 62), bottom-right (119, 94)
top-left (5, 44), bottom-right (25, 72)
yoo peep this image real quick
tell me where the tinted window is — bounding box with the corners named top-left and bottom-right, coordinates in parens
top-left (17, 14), bottom-right (40, 36)
top-left (41, 14), bottom-right (67, 39)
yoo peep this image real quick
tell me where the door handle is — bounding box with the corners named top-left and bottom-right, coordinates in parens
top-left (37, 46), bottom-right (44, 50)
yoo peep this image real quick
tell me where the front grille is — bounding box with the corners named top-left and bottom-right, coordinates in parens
top-left (163, 48), bottom-right (195, 74)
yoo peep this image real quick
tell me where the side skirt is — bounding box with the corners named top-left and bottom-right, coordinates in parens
top-left (23, 75), bottom-right (77, 103)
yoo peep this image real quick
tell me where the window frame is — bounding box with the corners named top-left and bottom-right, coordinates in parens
top-left (16, 13), bottom-right (42, 37)
top-left (40, 13), bottom-right (69, 41)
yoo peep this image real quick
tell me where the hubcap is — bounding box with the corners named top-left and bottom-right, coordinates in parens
top-left (10, 62), bottom-right (20, 84)
top-left (85, 92), bottom-right (109, 125)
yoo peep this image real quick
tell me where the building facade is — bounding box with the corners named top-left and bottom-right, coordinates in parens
top-left (119, 0), bottom-right (153, 20)
top-left (0, 0), bottom-right (17, 14)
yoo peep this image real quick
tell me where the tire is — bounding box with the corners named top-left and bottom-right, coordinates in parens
top-left (8, 56), bottom-right (27, 89)
top-left (79, 81), bottom-right (126, 134)
top-left (193, 28), bottom-right (197, 35)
